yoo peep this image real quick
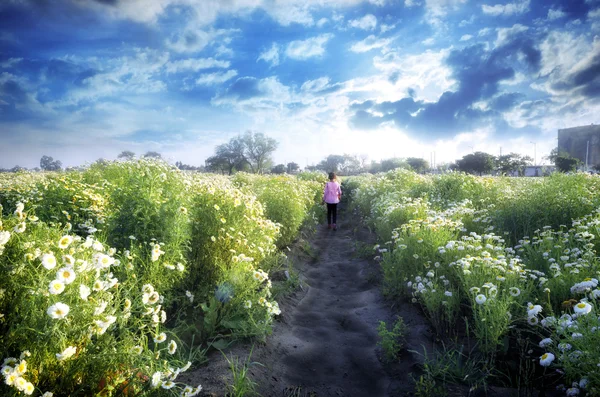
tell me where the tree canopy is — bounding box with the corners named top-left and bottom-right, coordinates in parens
top-left (40, 155), bottom-right (62, 171)
top-left (206, 131), bottom-right (278, 174)
top-left (456, 152), bottom-right (496, 175)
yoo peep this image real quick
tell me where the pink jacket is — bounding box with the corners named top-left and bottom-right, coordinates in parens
top-left (323, 181), bottom-right (342, 204)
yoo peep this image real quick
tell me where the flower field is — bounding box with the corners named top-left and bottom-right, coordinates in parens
top-left (348, 170), bottom-right (600, 395)
top-left (0, 160), bottom-right (322, 396)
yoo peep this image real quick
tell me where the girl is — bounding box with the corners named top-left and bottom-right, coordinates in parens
top-left (323, 172), bottom-right (342, 230)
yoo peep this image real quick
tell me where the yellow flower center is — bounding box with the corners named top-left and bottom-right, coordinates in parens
top-left (541, 353), bottom-right (548, 360)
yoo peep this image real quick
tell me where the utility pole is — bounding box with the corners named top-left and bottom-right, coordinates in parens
top-left (530, 141), bottom-right (537, 166)
top-left (586, 140), bottom-right (590, 172)
top-left (499, 146), bottom-right (502, 157)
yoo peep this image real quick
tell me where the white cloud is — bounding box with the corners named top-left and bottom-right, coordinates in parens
top-left (285, 34), bottom-right (333, 60)
top-left (372, 48), bottom-right (455, 102)
top-left (316, 18), bottom-right (329, 27)
top-left (165, 58), bottom-right (230, 73)
top-left (495, 24), bottom-right (529, 47)
top-left (257, 43), bottom-right (280, 66)
top-left (459, 34), bottom-right (472, 41)
top-left (380, 23), bottom-right (396, 33)
top-left (0, 58), bottom-right (23, 68)
top-left (459, 15), bottom-right (475, 27)
top-left (195, 70), bottom-right (238, 86)
top-left (589, 8), bottom-right (600, 19)
top-left (348, 14), bottom-right (378, 30)
top-left (482, 0), bottom-right (530, 16)
top-left (301, 77), bottom-right (331, 92)
top-left (547, 8), bottom-right (566, 21)
top-left (350, 35), bottom-right (395, 53)
top-left (533, 31), bottom-right (599, 98)
top-left (478, 27), bottom-right (492, 37)
top-left (212, 76), bottom-right (293, 114)
top-left (422, 37), bottom-right (435, 46)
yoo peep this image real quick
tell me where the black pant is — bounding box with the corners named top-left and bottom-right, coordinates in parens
top-left (326, 203), bottom-right (337, 225)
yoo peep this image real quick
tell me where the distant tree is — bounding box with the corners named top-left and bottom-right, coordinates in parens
top-left (315, 154), bottom-right (362, 175)
top-left (206, 132), bottom-right (278, 174)
top-left (205, 155), bottom-right (230, 174)
top-left (175, 161), bottom-right (203, 171)
top-left (95, 158), bottom-right (109, 165)
top-left (380, 158), bottom-right (408, 172)
top-left (406, 157), bottom-right (429, 173)
top-left (143, 151), bottom-right (162, 159)
top-left (555, 154), bottom-right (581, 173)
top-left (456, 152), bottom-right (495, 175)
top-left (10, 165), bottom-right (26, 173)
top-left (368, 160), bottom-right (382, 174)
top-left (545, 147), bottom-right (581, 173)
top-left (496, 153), bottom-right (533, 176)
top-left (117, 150), bottom-right (136, 160)
top-left (287, 162), bottom-right (300, 173)
top-left (271, 164), bottom-right (287, 174)
top-left (40, 155), bottom-right (62, 171)
top-left (241, 131), bottom-right (278, 174)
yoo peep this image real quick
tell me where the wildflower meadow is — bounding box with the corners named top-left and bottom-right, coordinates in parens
top-left (349, 169), bottom-right (600, 395)
top-left (0, 160), bottom-right (322, 396)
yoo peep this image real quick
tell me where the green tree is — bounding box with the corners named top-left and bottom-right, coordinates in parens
top-left (287, 162), bottom-right (300, 173)
top-left (496, 153), bottom-right (533, 176)
top-left (271, 164), bottom-right (286, 174)
top-left (406, 157), bottom-right (429, 173)
top-left (143, 151), bottom-right (162, 159)
top-left (315, 154), bottom-right (362, 174)
top-left (241, 131), bottom-right (278, 174)
top-left (40, 155), bottom-right (62, 171)
top-left (380, 158), bottom-right (408, 172)
top-left (555, 155), bottom-right (581, 172)
top-left (456, 152), bottom-right (495, 175)
top-left (117, 150), bottom-right (136, 160)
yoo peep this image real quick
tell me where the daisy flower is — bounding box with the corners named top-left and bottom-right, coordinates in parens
top-left (154, 332), bottom-right (167, 343)
top-left (41, 253), bottom-right (57, 270)
top-left (49, 280), bottom-right (65, 295)
top-left (539, 352), bottom-right (555, 366)
top-left (475, 294), bottom-right (487, 305)
top-left (47, 302), bottom-right (70, 319)
top-left (56, 346), bottom-right (77, 361)
top-left (56, 267), bottom-right (76, 284)
top-left (168, 340), bottom-right (177, 354)
top-left (58, 235), bottom-right (73, 249)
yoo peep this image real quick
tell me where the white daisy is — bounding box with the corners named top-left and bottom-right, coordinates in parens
top-left (56, 346), bottom-right (77, 361)
top-left (539, 352), bottom-right (555, 366)
top-left (41, 253), bottom-right (57, 270)
top-left (47, 302), bottom-right (70, 319)
top-left (58, 235), bottom-right (73, 249)
top-left (49, 280), bottom-right (65, 295)
top-left (56, 267), bottom-right (76, 284)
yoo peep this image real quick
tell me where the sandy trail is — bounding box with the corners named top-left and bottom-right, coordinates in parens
top-left (253, 205), bottom-right (429, 397)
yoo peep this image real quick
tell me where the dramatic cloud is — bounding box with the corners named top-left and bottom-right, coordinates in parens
top-left (1, 0), bottom-right (598, 168)
top-left (285, 34), bottom-right (333, 60)
top-left (350, 33), bottom-right (543, 139)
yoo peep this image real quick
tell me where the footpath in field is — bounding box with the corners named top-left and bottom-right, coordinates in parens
top-left (251, 205), bottom-right (432, 397)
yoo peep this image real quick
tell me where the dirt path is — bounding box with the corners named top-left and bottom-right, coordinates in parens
top-left (183, 204), bottom-right (433, 396)
top-left (252, 205), bottom-right (431, 397)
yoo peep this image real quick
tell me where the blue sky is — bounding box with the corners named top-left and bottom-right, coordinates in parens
top-left (1, 0), bottom-right (599, 169)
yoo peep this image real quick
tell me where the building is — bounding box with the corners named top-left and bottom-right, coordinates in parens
top-left (558, 124), bottom-right (600, 168)
top-left (523, 165), bottom-right (556, 177)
